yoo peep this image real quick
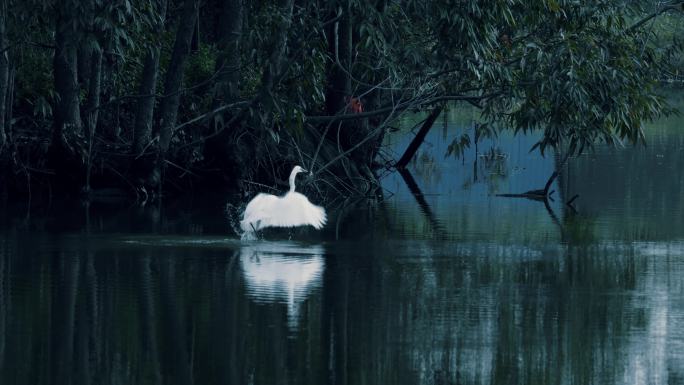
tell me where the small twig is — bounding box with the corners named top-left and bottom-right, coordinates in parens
top-left (566, 194), bottom-right (579, 214)
top-left (107, 165), bottom-right (139, 195)
top-left (22, 166), bottom-right (56, 175)
top-left (174, 103), bottom-right (248, 151)
top-left (85, 61), bottom-right (232, 114)
top-left (135, 136), bottom-right (159, 159)
top-left (240, 179), bottom-right (279, 192)
top-left (164, 159), bottom-right (199, 178)
top-left (286, 131), bottom-right (306, 167)
top-left (173, 101), bottom-right (249, 133)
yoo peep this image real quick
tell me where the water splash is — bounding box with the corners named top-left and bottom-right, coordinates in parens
top-left (240, 231), bottom-right (258, 241)
top-left (226, 202), bottom-right (261, 241)
top-left (225, 202), bottom-right (244, 237)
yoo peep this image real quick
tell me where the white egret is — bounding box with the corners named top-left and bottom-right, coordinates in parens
top-left (240, 165), bottom-right (326, 234)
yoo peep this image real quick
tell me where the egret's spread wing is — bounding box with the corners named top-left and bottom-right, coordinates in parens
top-left (295, 194), bottom-right (326, 229)
top-left (270, 192), bottom-right (326, 229)
top-left (240, 193), bottom-right (280, 232)
top-left (240, 192), bottom-right (327, 232)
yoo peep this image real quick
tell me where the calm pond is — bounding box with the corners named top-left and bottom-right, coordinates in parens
top-left (1, 94), bottom-right (684, 384)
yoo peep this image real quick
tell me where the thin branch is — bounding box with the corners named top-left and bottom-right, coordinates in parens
top-left (315, 94), bottom-right (422, 175)
top-left (628, 1), bottom-right (684, 32)
top-left (164, 159), bottom-right (199, 178)
top-left (173, 100), bottom-right (249, 132)
top-left (543, 149), bottom-right (572, 196)
top-left (240, 179), bottom-right (279, 192)
top-left (173, 101), bottom-right (250, 150)
top-left (86, 61), bottom-right (232, 114)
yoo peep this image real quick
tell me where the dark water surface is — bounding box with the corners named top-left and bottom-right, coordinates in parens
top-left (2, 96), bottom-right (684, 384)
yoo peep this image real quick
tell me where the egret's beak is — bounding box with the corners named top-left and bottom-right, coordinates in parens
top-left (301, 168), bottom-right (308, 173)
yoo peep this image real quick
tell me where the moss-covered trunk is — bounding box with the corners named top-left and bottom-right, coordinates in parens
top-left (53, 1), bottom-right (82, 140)
top-left (133, 0), bottom-right (167, 156)
top-left (155, 0), bottom-right (199, 191)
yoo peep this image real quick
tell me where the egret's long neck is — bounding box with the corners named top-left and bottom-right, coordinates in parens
top-left (288, 170), bottom-right (298, 192)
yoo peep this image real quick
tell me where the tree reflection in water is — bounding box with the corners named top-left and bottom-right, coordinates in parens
top-left (0, 232), bottom-right (683, 384)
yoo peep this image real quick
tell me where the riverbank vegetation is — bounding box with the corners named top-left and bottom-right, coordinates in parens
top-left (0, 0), bottom-right (681, 202)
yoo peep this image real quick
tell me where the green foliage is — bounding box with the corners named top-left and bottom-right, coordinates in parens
top-left (186, 45), bottom-right (217, 87)
top-left (181, 44), bottom-right (218, 121)
top-left (15, 49), bottom-right (53, 103)
top-left (397, 0), bottom-right (681, 157)
top-left (2, 0), bottom-right (683, 192)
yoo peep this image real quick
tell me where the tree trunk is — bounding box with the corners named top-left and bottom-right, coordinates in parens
top-left (133, 48), bottom-right (161, 155)
top-left (135, 10), bottom-right (166, 152)
top-left (157, 0), bottom-right (199, 159)
top-left (252, 0), bottom-right (294, 150)
top-left (325, 0), bottom-right (352, 116)
top-left (0, 0), bottom-right (9, 152)
top-left (85, 48), bottom-right (102, 138)
top-left (258, 0), bottom-right (294, 98)
top-left (191, 6), bottom-right (200, 52)
top-left (318, 1), bottom-right (378, 190)
top-left (214, 0), bottom-right (242, 104)
top-left (48, 1), bottom-right (86, 189)
top-left (78, 46), bottom-right (92, 93)
top-left (201, 0), bottom-right (243, 180)
top-left (132, 0), bottom-right (167, 191)
top-left (53, 2), bottom-right (82, 139)
top-left (5, 64), bottom-right (13, 144)
top-left (84, 47), bottom-right (102, 192)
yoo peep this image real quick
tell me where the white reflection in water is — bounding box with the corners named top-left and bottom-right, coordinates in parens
top-left (239, 242), bottom-right (324, 330)
top-left (625, 266), bottom-right (670, 385)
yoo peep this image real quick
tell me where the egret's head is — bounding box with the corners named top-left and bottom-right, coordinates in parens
top-left (292, 165), bottom-right (307, 175)
top-left (288, 166), bottom-right (308, 192)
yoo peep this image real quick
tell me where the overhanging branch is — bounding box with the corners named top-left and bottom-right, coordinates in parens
top-left (305, 92), bottom-right (501, 124)
top-left (628, 1), bottom-right (684, 32)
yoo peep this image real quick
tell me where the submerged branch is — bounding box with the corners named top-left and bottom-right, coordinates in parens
top-left (497, 149), bottom-right (572, 200)
top-left (395, 106), bottom-right (443, 169)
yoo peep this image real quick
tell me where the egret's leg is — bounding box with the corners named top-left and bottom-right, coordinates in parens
top-left (250, 221), bottom-right (258, 233)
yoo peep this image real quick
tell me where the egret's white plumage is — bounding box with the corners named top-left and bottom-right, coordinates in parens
top-left (240, 166), bottom-right (326, 233)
